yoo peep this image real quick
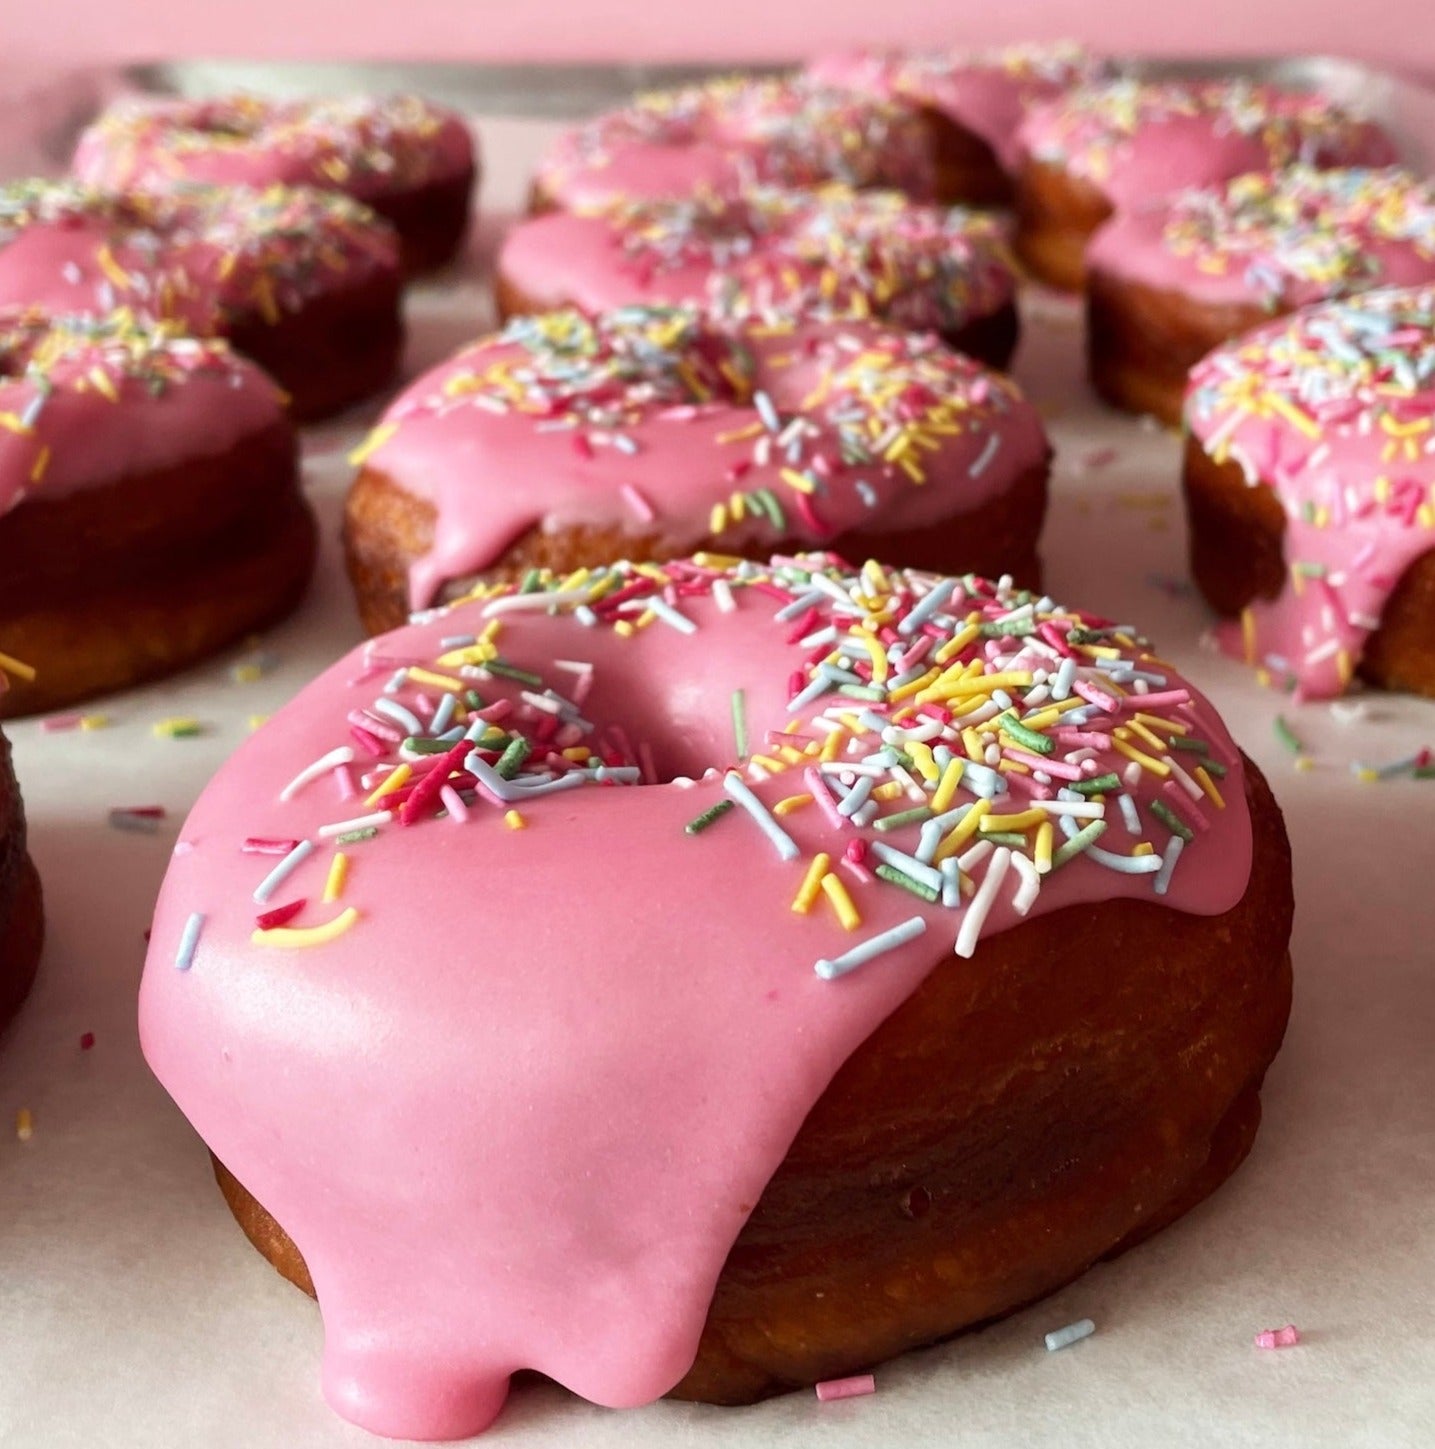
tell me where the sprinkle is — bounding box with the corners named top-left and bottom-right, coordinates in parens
top-left (109, 807), bottom-right (164, 834)
top-left (875, 862), bottom-right (940, 902)
top-left (1273, 714), bottom-right (1305, 756)
top-left (955, 847), bottom-right (1012, 958)
top-left (732, 688), bottom-right (749, 759)
top-left (174, 911), bottom-right (205, 971)
top-left (685, 799), bottom-right (735, 835)
top-left (1050, 820), bottom-right (1108, 869)
top-left (1045, 1318), bottom-right (1095, 1352)
top-left (323, 852), bottom-right (349, 903)
top-left (279, 746), bottom-right (355, 802)
top-left (0, 650), bottom-right (37, 682)
top-left (79, 1032), bottom-right (95, 1051)
top-left (15, 1108), bottom-right (34, 1142)
top-left (724, 772), bottom-right (799, 860)
top-left (1153, 834), bottom-right (1185, 895)
top-left (820, 871), bottom-right (861, 930)
top-left (1254, 1325), bottom-right (1301, 1350)
top-left (815, 1375), bottom-right (876, 1402)
top-left (1150, 798), bottom-right (1195, 843)
top-left (815, 916), bottom-right (927, 980)
top-left (791, 853), bottom-right (832, 913)
top-left (242, 836), bottom-right (298, 855)
top-left (364, 762), bottom-right (413, 806)
top-left (254, 899), bottom-right (306, 930)
top-left (252, 907), bottom-right (360, 948)
top-left (504, 810), bottom-right (526, 830)
top-left (152, 716), bottom-right (203, 738)
top-left (252, 839), bottom-right (314, 903)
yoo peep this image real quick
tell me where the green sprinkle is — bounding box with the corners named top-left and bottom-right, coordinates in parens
top-left (685, 800), bottom-right (735, 835)
top-left (1051, 819), bottom-right (1108, 869)
top-left (1070, 772), bottom-right (1121, 796)
top-left (997, 710), bottom-right (1054, 756)
top-left (1200, 758), bottom-right (1229, 778)
top-left (464, 690), bottom-right (485, 710)
top-left (732, 689), bottom-right (748, 760)
top-left (1294, 561), bottom-right (1328, 579)
top-left (495, 737), bottom-right (532, 780)
top-left (981, 617), bottom-right (1036, 637)
top-left (980, 831), bottom-right (1030, 847)
top-left (1170, 735), bottom-right (1210, 754)
top-left (403, 738), bottom-right (453, 755)
top-left (519, 568), bottom-right (542, 594)
top-left (755, 487), bottom-right (787, 532)
top-left (873, 806), bottom-right (934, 832)
top-left (875, 863), bottom-right (940, 903)
top-left (1416, 766), bottom-right (1435, 779)
top-left (1273, 714), bottom-right (1304, 755)
top-left (838, 684), bottom-right (886, 702)
top-left (1149, 798), bottom-right (1195, 843)
top-left (486, 659), bottom-right (543, 687)
top-left (476, 727), bottom-right (510, 751)
top-left (335, 826), bottom-right (379, 844)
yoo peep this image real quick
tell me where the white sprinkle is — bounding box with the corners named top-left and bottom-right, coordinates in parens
top-left (252, 840), bottom-right (314, 904)
top-left (279, 747), bottom-right (356, 802)
top-left (955, 847), bottom-right (1012, 958)
top-left (816, 916), bottom-right (928, 980)
top-left (1045, 1318), bottom-right (1095, 1352)
top-left (174, 912), bottom-right (205, 971)
top-left (317, 811), bottom-right (393, 839)
top-left (723, 772), bottom-right (799, 860)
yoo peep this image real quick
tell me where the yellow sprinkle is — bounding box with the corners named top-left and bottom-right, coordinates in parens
top-left (1354, 767), bottom-right (1379, 784)
top-left (1034, 821), bottom-right (1054, 875)
top-left (888, 666), bottom-right (940, 702)
top-left (709, 502), bottom-right (729, 534)
top-left (252, 907), bottom-right (360, 949)
top-left (15, 1107), bottom-right (34, 1142)
top-left (856, 631), bottom-right (889, 685)
top-left (406, 667), bottom-right (466, 692)
top-left (931, 758), bottom-right (963, 813)
top-left (248, 714), bottom-right (268, 732)
top-left (791, 853), bottom-right (832, 914)
top-left (79, 714), bottom-right (109, 731)
top-left (934, 622), bottom-right (981, 663)
top-left (747, 753), bottom-right (783, 773)
top-left (1294, 756), bottom-right (1315, 773)
top-left (323, 852), bottom-right (349, 904)
top-left (29, 444), bottom-right (50, 483)
top-left (962, 727), bottom-right (986, 763)
top-left (819, 728), bottom-right (846, 762)
top-left (981, 808), bottom-right (1046, 832)
top-left (934, 799), bottom-right (990, 861)
top-left (871, 781), bottom-right (906, 801)
top-left (780, 467), bottom-right (816, 495)
top-left (773, 793), bottom-right (813, 816)
top-left (1241, 608), bottom-right (1258, 665)
top-left (0, 651), bottom-right (37, 682)
top-left (152, 716), bottom-right (201, 738)
top-left (777, 745), bottom-right (809, 766)
top-left (996, 757), bottom-right (1031, 775)
top-left (364, 763), bottom-right (412, 807)
top-left (437, 643), bottom-right (497, 668)
top-left (1265, 391), bottom-right (1321, 440)
top-left (1124, 719), bottom-right (1169, 754)
top-left (1131, 842), bottom-right (1155, 857)
top-left (1133, 711), bottom-right (1188, 736)
top-left (504, 809), bottom-right (527, 829)
top-left (1113, 738), bottom-right (1170, 777)
top-left (1194, 765), bottom-right (1226, 808)
top-left (614, 620), bottom-right (636, 639)
top-left (820, 872), bottom-right (861, 931)
top-left (96, 242), bottom-right (131, 290)
top-left (347, 422), bottom-right (398, 467)
top-left (907, 740), bottom-right (938, 782)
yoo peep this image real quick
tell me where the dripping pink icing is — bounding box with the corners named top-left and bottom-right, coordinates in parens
top-left (1185, 284), bottom-right (1435, 698)
top-left (1017, 79), bottom-right (1397, 211)
top-left (139, 553), bottom-right (1253, 1439)
top-left (497, 186), bottom-right (1015, 332)
top-left (355, 308), bottom-right (1049, 612)
top-left (534, 76), bottom-right (937, 214)
top-left (1088, 166), bottom-right (1435, 310)
top-left (0, 180), bottom-right (399, 335)
top-left (72, 93), bottom-right (475, 203)
top-left (0, 307), bottom-right (286, 514)
top-left (806, 41), bottom-right (1109, 172)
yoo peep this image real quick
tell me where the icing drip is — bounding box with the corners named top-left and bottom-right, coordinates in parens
top-left (1018, 79), bottom-right (1397, 208)
top-left (1185, 285), bottom-right (1435, 697)
top-left (806, 40), bottom-right (1109, 171)
top-left (0, 305), bottom-right (284, 512)
top-left (353, 306), bottom-right (1049, 609)
top-left (0, 179), bottom-right (398, 334)
top-left (499, 184), bottom-right (1015, 333)
top-left (1089, 166), bottom-right (1435, 309)
top-left (535, 75), bottom-right (937, 213)
top-left (141, 553), bottom-right (1253, 1439)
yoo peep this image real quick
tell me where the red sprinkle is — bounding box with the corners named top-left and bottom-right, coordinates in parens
top-left (255, 899), bottom-right (307, 930)
top-left (1254, 1324), bottom-right (1301, 1349)
top-left (79, 1032), bottom-right (95, 1051)
top-left (242, 837), bottom-right (301, 855)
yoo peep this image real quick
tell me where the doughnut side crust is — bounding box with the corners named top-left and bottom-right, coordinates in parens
top-left (210, 753), bottom-right (1290, 1404)
top-left (0, 728), bottom-right (43, 1032)
top-left (1013, 159), bottom-right (1112, 291)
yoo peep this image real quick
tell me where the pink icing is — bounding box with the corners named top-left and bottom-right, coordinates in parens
top-left (0, 180), bottom-right (398, 336)
top-left (354, 308), bottom-right (1049, 611)
top-left (497, 186), bottom-right (1014, 332)
top-left (0, 307), bottom-right (285, 513)
top-left (806, 41), bottom-right (1108, 172)
top-left (1185, 284), bottom-right (1435, 698)
top-left (72, 93), bottom-right (475, 202)
top-left (139, 553), bottom-right (1253, 1439)
top-left (534, 76), bottom-right (936, 213)
top-left (1018, 79), bottom-right (1397, 211)
top-left (1088, 167), bottom-right (1435, 309)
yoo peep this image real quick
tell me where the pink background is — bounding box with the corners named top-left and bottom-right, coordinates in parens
top-left (9, 0), bottom-right (1435, 77)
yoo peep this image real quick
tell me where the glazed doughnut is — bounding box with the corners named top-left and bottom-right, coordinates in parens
top-left (531, 75), bottom-right (937, 215)
top-left (1089, 167), bottom-right (1435, 424)
top-left (1014, 79), bottom-right (1397, 291)
top-left (140, 552), bottom-right (1293, 1439)
top-left (1183, 284), bottom-right (1435, 699)
top-left (496, 186), bottom-right (1020, 369)
top-left (806, 41), bottom-right (1109, 206)
top-left (0, 308), bottom-right (313, 718)
top-left (0, 179), bottom-right (403, 421)
top-left (0, 723), bottom-right (42, 1035)
top-left (343, 306), bottom-right (1051, 634)
top-left (73, 93), bottom-right (476, 273)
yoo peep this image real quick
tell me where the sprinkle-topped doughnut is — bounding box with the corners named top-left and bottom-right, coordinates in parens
top-left (0, 179), bottom-right (402, 419)
top-left (1184, 285), bottom-right (1435, 698)
top-left (1018, 79), bottom-right (1396, 209)
top-left (73, 93), bottom-right (477, 272)
top-left (344, 306), bottom-right (1050, 628)
top-left (531, 76), bottom-right (937, 214)
top-left (141, 551), bottom-right (1258, 1439)
top-left (806, 41), bottom-right (1108, 173)
top-left (497, 186), bottom-right (1019, 367)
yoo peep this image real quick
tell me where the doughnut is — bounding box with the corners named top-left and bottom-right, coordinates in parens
top-left (1089, 167), bottom-right (1435, 424)
top-left (0, 723), bottom-right (43, 1035)
top-left (0, 307), bottom-right (314, 718)
top-left (73, 93), bottom-right (476, 273)
top-left (343, 306), bottom-right (1051, 634)
top-left (0, 180), bottom-right (403, 421)
top-left (496, 186), bottom-right (1020, 369)
top-left (140, 551), bottom-right (1293, 1439)
top-left (531, 75), bottom-right (937, 215)
top-left (1014, 79), bottom-right (1397, 291)
top-left (1183, 285), bottom-right (1435, 699)
top-left (806, 41), bottom-right (1109, 206)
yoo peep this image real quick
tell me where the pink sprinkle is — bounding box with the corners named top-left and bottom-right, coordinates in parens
top-left (475, 700), bottom-right (513, 723)
top-left (621, 483), bottom-right (656, 522)
top-left (439, 785), bottom-right (469, 823)
top-left (844, 839), bottom-right (867, 865)
top-left (804, 767), bottom-right (847, 830)
top-left (1081, 446), bottom-right (1119, 470)
top-left (638, 741), bottom-right (658, 785)
top-left (117, 805), bottom-right (166, 819)
top-left (1006, 748), bottom-right (1084, 779)
top-left (334, 765), bottom-right (357, 801)
top-left (1073, 680), bottom-right (1120, 712)
top-left (816, 1374), bottom-right (875, 1402)
top-left (1254, 1324), bottom-right (1300, 1350)
top-left (1120, 689), bottom-right (1191, 711)
top-left (40, 713), bottom-right (83, 733)
top-left (349, 725), bottom-right (386, 758)
top-left (255, 899), bottom-right (306, 930)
